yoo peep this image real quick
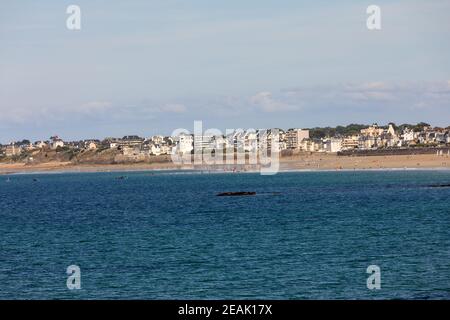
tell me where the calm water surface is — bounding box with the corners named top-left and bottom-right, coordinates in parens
top-left (1, 170), bottom-right (449, 299)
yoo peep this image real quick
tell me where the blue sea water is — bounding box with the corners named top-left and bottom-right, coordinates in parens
top-left (0, 170), bottom-right (449, 300)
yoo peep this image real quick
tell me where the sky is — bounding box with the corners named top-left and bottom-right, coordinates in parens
top-left (0, 0), bottom-right (450, 143)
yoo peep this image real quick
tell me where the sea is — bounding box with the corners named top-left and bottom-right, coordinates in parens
top-left (1, 170), bottom-right (449, 299)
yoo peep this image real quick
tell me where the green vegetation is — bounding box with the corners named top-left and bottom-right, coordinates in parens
top-left (97, 146), bottom-right (109, 152)
top-left (412, 143), bottom-right (438, 148)
top-left (56, 146), bottom-right (71, 152)
top-left (307, 124), bottom-right (368, 139)
top-left (308, 122), bottom-right (433, 139)
top-left (66, 149), bottom-right (81, 160)
top-left (398, 122), bottom-right (431, 132)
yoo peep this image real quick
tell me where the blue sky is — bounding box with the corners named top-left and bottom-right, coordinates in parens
top-left (1, 0), bottom-right (449, 142)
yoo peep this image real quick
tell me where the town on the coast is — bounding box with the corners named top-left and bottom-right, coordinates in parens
top-left (1, 122), bottom-right (450, 164)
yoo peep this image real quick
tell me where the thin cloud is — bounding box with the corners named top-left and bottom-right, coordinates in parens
top-left (250, 91), bottom-right (299, 112)
top-left (158, 103), bottom-right (187, 113)
top-left (77, 101), bottom-right (113, 114)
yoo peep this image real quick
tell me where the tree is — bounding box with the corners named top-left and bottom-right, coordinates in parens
top-left (413, 122), bottom-right (431, 132)
top-left (17, 139), bottom-right (31, 146)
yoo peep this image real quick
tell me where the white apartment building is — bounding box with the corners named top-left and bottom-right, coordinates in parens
top-left (150, 144), bottom-right (161, 156)
top-left (324, 138), bottom-right (343, 153)
top-left (244, 131), bottom-right (258, 152)
top-left (51, 139), bottom-right (64, 149)
top-left (177, 134), bottom-right (194, 154)
top-left (286, 129), bottom-right (310, 149)
top-left (341, 136), bottom-right (360, 150)
top-left (213, 136), bottom-right (230, 151)
top-left (151, 135), bottom-right (164, 145)
top-left (34, 141), bottom-right (48, 149)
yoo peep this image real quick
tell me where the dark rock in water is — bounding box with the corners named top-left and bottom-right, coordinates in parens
top-left (217, 191), bottom-right (256, 197)
top-left (429, 183), bottom-right (450, 188)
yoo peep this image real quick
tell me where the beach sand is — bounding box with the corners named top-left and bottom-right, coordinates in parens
top-left (1, 153), bottom-right (450, 174)
top-left (279, 153), bottom-right (450, 171)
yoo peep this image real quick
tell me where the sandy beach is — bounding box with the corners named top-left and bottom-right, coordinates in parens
top-left (278, 153), bottom-right (450, 171)
top-left (1, 153), bottom-right (450, 175)
top-left (0, 161), bottom-right (189, 175)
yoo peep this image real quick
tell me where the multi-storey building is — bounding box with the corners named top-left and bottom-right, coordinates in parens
top-left (286, 129), bottom-right (310, 149)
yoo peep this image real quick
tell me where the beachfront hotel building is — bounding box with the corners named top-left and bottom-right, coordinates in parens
top-left (324, 138), bottom-right (343, 153)
top-left (243, 130), bottom-right (258, 152)
top-left (358, 124), bottom-right (399, 149)
top-left (257, 129), bottom-right (284, 151)
top-left (286, 129), bottom-right (310, 149)
top-left (213, 135), bottom-right (231, 151)
top-left (360, 124), bottom-right (385, 137)
top-left (341, 136), bottom-right (360, 150)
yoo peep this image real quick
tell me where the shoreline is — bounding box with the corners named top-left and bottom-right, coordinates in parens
top-left (3, 167), bottom-right (450, 176)
top-left (1, 153), bottom-right (450, 175)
